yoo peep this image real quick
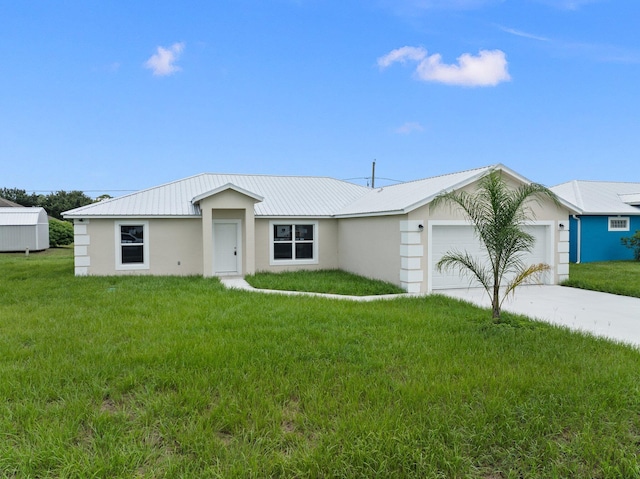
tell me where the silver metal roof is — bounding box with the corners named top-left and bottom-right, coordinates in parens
top-left (0, 207), bottom-right (48, 226)
top-left (335, 166), bottom-right (494, 216)
top-left (63, 174), bottom-right (372, 218)
top-left (64, 165), bottom-right (570, 219)
top-left (551, 180), bottom-right (640, 215)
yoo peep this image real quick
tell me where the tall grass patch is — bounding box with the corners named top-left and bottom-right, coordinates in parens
top-left (245, 269), bottom-right (405, 296)
top-left (563, 260), bottom-right (640, 298)
top-left (1, 249), bottom-right (640, 478)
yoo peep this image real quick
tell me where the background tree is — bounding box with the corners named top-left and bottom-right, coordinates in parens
top-left (620, 231), bottom-right (640, 261)
top-left (431, 171), bottom-right (560, 322)
top-left (0, 188), bottom-right (42, 207)
top-left (49, 218), bottom-right (74, 247)
top-left (41, 190), bottom-right (94, 220)
top-left (0, 188), bottom-right (94, 219)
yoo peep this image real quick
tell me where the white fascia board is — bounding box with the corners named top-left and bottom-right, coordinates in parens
top-left (192, 183), bottom-right (264, 204)
top-left (333, 209), bottom-right (407, 219)
top-left (402, 164), bottom-right (581, 216)
top-left (403, 169), bottom-right (492, 214)
top-left (63, 214), bottom-right (199, 219)
top-left (257, 215), bottom-right (334, 219)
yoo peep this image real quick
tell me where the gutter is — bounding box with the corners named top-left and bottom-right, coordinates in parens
top-left (572, 214), bottom-right (581, 263)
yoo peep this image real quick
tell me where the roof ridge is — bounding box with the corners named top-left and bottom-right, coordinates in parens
top-left (376, 164), bottom-right (494, 189)
top-left (571, 180), bottom-right (584, 210)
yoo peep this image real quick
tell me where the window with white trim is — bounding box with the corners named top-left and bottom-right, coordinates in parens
top-left (608, 217), bottom-right (629, 231)
top-left (115, 221), bottom-right (149, 270)
top-left (270, 221), bottom-right (318, 265)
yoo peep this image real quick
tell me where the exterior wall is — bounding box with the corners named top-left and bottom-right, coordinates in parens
top-left (415, 178), bottom-right (572, 292)
top-left (74, 218), bottom-right (203, 276)
top-left (0, 208), bottom-right (49, 252)
top-left (199, 189), bottom-right (258, 277)
top-left (337, 215), bottom-right (402, 287)
top-left (254, 218), bottom-right (340, 272)
top-left (571, 215), bottom-right (640, 263)
top-left (0, 225), bottom-right (48, 252)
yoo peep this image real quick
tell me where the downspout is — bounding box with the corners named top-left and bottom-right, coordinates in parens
top-left (572, 214), bottom-right (581, 264)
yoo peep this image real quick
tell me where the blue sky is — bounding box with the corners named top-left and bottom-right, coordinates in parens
top-left (1, 0), bottom-right (639, 196)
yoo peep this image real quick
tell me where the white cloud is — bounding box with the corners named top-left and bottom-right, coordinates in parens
top-left (416, 49), bottom-right (511, 86)
top-left (379, 47), bottom-right (511, 87)
top-left (498, 26), bottom-right (549, 42)
top-left (395, 122), bottom-right (425, 135)
top-left (377, 46), bottom-right (427, 68)
top-left (144, 42), bottom-right (185, 76)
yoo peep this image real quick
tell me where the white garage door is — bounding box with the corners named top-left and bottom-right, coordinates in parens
top-left (431, 224), bottom-right (551, 290)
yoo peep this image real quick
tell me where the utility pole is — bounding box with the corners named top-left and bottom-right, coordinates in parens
top-left (371, 160), bottom-right (376, 189)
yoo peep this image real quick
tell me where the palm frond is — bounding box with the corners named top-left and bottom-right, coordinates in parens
top-left (501, 263), bottom-right (551, 306)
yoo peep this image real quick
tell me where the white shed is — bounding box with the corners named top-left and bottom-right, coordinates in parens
top-left (0, 207), bottom-right (50, 252)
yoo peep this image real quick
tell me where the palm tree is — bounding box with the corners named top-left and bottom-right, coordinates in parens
top-left (431, 170), bottom-right (559, 321)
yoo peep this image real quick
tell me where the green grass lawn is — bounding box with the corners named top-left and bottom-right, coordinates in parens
top-left (1, 249), bottom-right (640, 478)
top-left (563, 260), bottom-right (640, 298)
top-left (245, 269), bottom-right (405, 296)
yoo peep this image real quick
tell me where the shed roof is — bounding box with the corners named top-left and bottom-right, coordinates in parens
top-left (0, 207), bottom-right (48, 226)
top-left (551, 180), bottom-right (640, 215)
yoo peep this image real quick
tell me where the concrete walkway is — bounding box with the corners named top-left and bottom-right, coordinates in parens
top-left (220, 278), bottom-right (640, 349)
top-left (219, 277), bottom-right (418, 302)
top-left (438, 285), bottom-right (640, 348)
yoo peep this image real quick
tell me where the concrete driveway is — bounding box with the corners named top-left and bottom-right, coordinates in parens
top-left (438, 285), bottom-right (640, 349)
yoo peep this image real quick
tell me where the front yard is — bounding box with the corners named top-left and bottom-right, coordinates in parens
top-left (1, 249), bottom-right (639, 478)
top-left (563, 260), bottom-right (640, 298)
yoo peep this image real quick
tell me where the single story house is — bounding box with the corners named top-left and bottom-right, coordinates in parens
top-left (63, 164), bottom-right (577, 293)
top-left (0, 207), bottom-right (50, 252)
top-left (551, 180), bottom-right (640, 263)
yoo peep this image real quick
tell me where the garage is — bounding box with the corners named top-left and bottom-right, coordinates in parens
top-left (430, 223), bottom-right (553, 290)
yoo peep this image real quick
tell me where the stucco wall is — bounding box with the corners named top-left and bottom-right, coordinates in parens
top-left (571, 215), bottom-right (640, 263)
top-left (254, 218), bottom-right (339, 272)
top-left (337, 215), bottom-right (402, 286)
top-left (198, 189), bottom-right (258, 276)
top-left (74, 218), bottom-right (203, 276)
top-left (411, 177), bottom-right (572, 291)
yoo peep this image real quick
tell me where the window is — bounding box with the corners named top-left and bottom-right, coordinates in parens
top-left (115, 221), bottom-right (149, 270)
top-left (608, 217), bottom-right (629, 232)
top-left (270, 221), bottom-right (318, 265)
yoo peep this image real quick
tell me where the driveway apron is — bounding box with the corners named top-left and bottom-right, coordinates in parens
top-left (438, 285), bottom-right (640, 348)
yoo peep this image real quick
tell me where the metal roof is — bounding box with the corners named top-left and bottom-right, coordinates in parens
top-left (63, 174), bottom-right (372, 218)
top-left (551, 180), bottom-right (640, 215)
top-left (335, 165), bottom-right (494, 216)
top-left (64, 165), bottom-right (574, 219)
top-left (0, 207), bottom-right (48, 226)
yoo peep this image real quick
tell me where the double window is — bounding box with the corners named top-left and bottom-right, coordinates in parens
top-left (115, 221), bottom-right (149, 270)
top-left (270, 222), bottom-right (317, 264)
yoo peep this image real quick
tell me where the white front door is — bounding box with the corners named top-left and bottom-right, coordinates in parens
top-left (213, 221), bottom-right (241, 275)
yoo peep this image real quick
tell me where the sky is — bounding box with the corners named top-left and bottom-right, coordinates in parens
top-left (1, 0), bottom-right (639, 197)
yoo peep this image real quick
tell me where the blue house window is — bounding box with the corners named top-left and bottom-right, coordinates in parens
top-left (608, 217), bottom-right (629, 232)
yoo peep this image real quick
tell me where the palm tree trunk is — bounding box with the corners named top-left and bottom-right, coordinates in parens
top-left (492, 283), bottom-right (501, 321)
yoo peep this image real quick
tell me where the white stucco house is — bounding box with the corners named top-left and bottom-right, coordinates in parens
top-left (62, 164), bottom-right (577, 293)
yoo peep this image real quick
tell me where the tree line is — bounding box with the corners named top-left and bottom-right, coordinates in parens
top-left (0, 188), bottom-right (96, 220)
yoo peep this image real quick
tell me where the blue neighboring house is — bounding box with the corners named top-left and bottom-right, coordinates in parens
top-left (551, 181), bottom-right (640, 263)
